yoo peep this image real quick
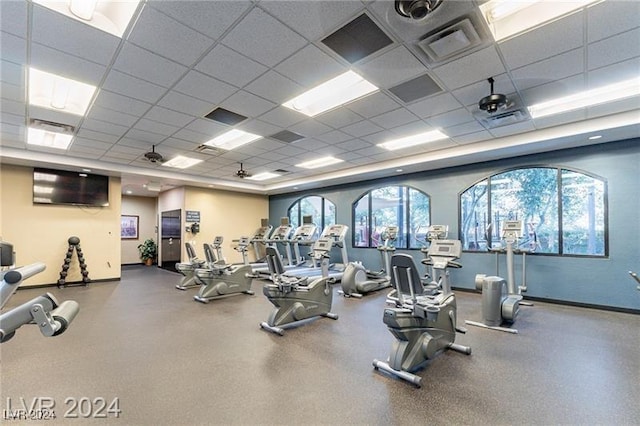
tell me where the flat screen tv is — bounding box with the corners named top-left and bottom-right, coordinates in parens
top-left (33, 168), bottom-right (109, 207)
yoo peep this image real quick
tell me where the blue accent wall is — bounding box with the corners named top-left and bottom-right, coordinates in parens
top-left (269, 139), bottom-right (640, 311)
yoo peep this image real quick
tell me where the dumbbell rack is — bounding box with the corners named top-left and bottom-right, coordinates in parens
top-left (58, 236), bottom-right (90, 288)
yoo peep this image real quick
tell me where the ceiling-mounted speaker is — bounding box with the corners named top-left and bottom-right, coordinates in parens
top-left (479, 77), bottom-right (508, 114)
top-left (395, 0), bottom-right (444, 20)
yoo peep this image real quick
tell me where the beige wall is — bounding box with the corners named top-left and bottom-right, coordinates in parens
top-left (1, 164), bottom-right (121, 287)
top-left (183, 187), bottom-right (268, 263)
top-left (121, 195), bottom-right (157, 264)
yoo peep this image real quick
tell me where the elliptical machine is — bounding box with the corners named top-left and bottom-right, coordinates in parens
top-left (260, 240), bottom-right (338, 336)
top-left (193, 243), bottom-right (254, 303)
top-left (340, 225), bottom-right (398, 298)
top-left (175, 242), bottom-right (205, 290)
top-left (420, 224), bottom-right (449, 295)
top-left (0, 241), bottom-right (79, 343)
top-left (465, 220), bottom-right (532, 334)
top-left (373, 240), bottom-right (471, 387)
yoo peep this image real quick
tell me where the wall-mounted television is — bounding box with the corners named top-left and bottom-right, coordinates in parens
top-left (33, 168), bottom-right (109, 207)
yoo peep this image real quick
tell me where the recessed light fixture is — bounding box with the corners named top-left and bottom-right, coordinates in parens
top-left (204, 129), bottom-right (262, 151)
top-left (479, 0), bottom-right (598, 42)
top-left (33, 0), bottom-right (140, 38)
top-left (378, 129), bottom-right (448, 151)
top-left (29, 68), bottom-right (96, 116)
top-left (27, 127), bottom-right (73, 149)
top-left (396, 169), bottom-right (404, 173)
top-left (588, 135), bottom-right (602, 140)
top-left (247, 172), bottom-right (281, 181)
top-left (283, 70), bottom-right (378, 117)
top-left (162, 156), bottom-right (203, 169)
top-left (82, 168), bottom-right (92, 172)
top-left (528, 77), bottom-right (640, 119)
top-left (295, 156), bottom-right (344, 169)
top-left (125, 190), bottom-right (133, 194)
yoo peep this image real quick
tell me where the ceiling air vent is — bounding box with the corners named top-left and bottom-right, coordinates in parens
top-left (195, 144), bottom-right (222, 155)
top-left (269, 130), bottom-right (305, 143)
top-left (417, 18), bottom-right (482, 64)
top-left (29, 118), bottom-right (75, 134)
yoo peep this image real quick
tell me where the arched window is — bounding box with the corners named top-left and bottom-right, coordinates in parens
top-left (287, 195), bottom-right (336, 230)
top-left (459, 166), bottom-right (607, 256)
top-left (353, 185), bottom-right (430, 249)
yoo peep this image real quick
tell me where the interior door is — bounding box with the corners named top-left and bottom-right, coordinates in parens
top-left (160, 209), bottom-right (181, 272)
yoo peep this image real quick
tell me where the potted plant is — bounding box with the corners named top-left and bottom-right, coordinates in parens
top-left (137, 239), bottom-right (157, 266)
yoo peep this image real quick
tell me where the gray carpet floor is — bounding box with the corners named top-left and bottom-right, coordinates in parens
top-left (1, 265), bottom-right (639, 425)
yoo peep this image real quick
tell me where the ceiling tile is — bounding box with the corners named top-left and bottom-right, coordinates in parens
top-left (275, 44), bottom-right (345, 87)
top-left (184, 118), bottom-right (228, 137)
top-left (72, 137), bottom-right (114, 150)
top-left (519, 74), bottom-right (586, 105)
top-left (587, 28), bottom-right (640, 71)
top-left (316, 129), bottom-right (352, 144)
top-left (0, 81), bottom-right (23, 103)
top-left (113, 42), bottom-right (187, 88)
top-left (1, 111), bottom-right (24, 126)
top-left (488, 120), bottom-right (537, 138)
top-left (443, 120), bottom-right (486, 137)
top-left (0, 31), bottom-right (26, 65)
top-left (86, 105), bottom-right (140, 128)
top-left (31, 4), bottom-right (119, 66)
top-left (288, 119), bottom-right (333, 137)
top-left (0, 1), bottom-right (27, 37)
top-left (408, 92), bottom-right (464, 118)
top-left (426, 108), bottom-right (474, 128)
top-left (341, 120), bottom-right (384, 138)
top-left (124, 128), bottom-right (167, 144)
top-left (1, 98), bottom-right (25, 116)
top-left (128, 6), bottom-right (214, 66)
top-left (77, 128), bottom-right (120, 144)
top-left (288, 138), bottom-right (327, 151)
top-left (334, 138), bottom-right (372, 151)
top-left (511, 49), bottom-right (584, 91)
top-left (0, 60), bottom-right (24, 85)
top-left (258, 106), bottom-right (306, 128)
top-left (315, 107), bottom-right (363, 128)
top-left (221, 8), bottom-right (308, 67)
top-left (369, 108), bottom-right (417, 129)
top-left (195, 44), bottom-right (268, 88)
top-left (432, 46), bottom-right (505, 90)
top-left (588, 57), bottom-right (640, 88)
top-left (587, 1), bottom-right (640, 43)
top-left (236, 119), bottom-right (281, 137)
top-left (144, 106), bottom-right (194, 129)
top-left (102, 69), bottom-right (167, 103)
top-left (93, 90), bottom-right (152, 117)
top-left (356, 46), bottom-right (426, 88)
top-left (251, 138), bottom-right (288, 152)
top-left (81, 118), bottom-right (129, 137)
top-left (158, 91), bottom-right (214, 117)
top-left (161, 137), bottom-right (200, 150)
top-left (245, 71), bottom-right (304, 104)
top-left (260, 1), bottom-right (363, 42)
top-left (452, 130), bottom-right (492, 145)
top-left (133, 118), bottom-right (180, 137)
top-left (30, 42), bottom-right (107, 86)
top-left (346, 91), bottom-right (400, 119)
top-left (149, 0), bottom-right (251, 40)
top-left (172, 128), bottom-right (212, 144)
top-left (221, 91), bottom-right (277, 118)
top-left (174, 70), bottom-right (236, 104)
top-left (499, 11), bottom-right (584, 70)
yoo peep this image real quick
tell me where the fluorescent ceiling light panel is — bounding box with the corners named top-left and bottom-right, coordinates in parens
top-left (247, 172), bottom-right (281, 181)
top-left (283, 70), bottom-right (378, 117)
top-left (204, 129), bottom-right (262, 151)
top-left (295, 156), bottom-right (344, 169)
top-left (378, 130), bottom-right (448, 151)
top-left (162, 156), bottom-right (203, 169)
top-left (32, 0), bottom-right (140, 38)
top-left (528, 77), bottom-right (640, 119)
top-left (29, 68), bottom-right (96, 116)
top-left (27, 127), bottom-right (73, 149)
top-left (479, 0), bottom-right (598, 42)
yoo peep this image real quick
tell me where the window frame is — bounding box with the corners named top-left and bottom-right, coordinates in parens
top-left (287, 195), bottom-right (336, 231)
top-left (351, 184), bottom-right (431, 250)
top-left (458, 165), bottom-right (609, 258)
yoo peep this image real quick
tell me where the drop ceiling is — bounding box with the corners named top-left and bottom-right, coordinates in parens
top-left (1, 0), bottom-right (639, 196)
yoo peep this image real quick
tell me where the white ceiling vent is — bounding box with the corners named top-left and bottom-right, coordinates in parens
top-left (417, 18), bottom-right (482, 64)
top-left (28, 118), bottom-right (75, 134)
top-left (195, 145), bottom-right (221, 155)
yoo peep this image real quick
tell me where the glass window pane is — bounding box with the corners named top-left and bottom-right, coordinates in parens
top-left (299, 196), bottom-right (322, 226)
top-left (288, 201), bottom-right (300, 229)
top-left (353, 195), bottom-right (370, 247)
top-left (460, 179), bottom-right (489, 251)
top-left (371, 186), bottom-right (407, 247)
top-left (562, 171), bottom-right (606, 255)
top-left (490, 168), bottom-right (558, 253)
top-left (409, 188), bottom-right (430, 249)
top-left (324, 199), bottom-right (336, 227)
